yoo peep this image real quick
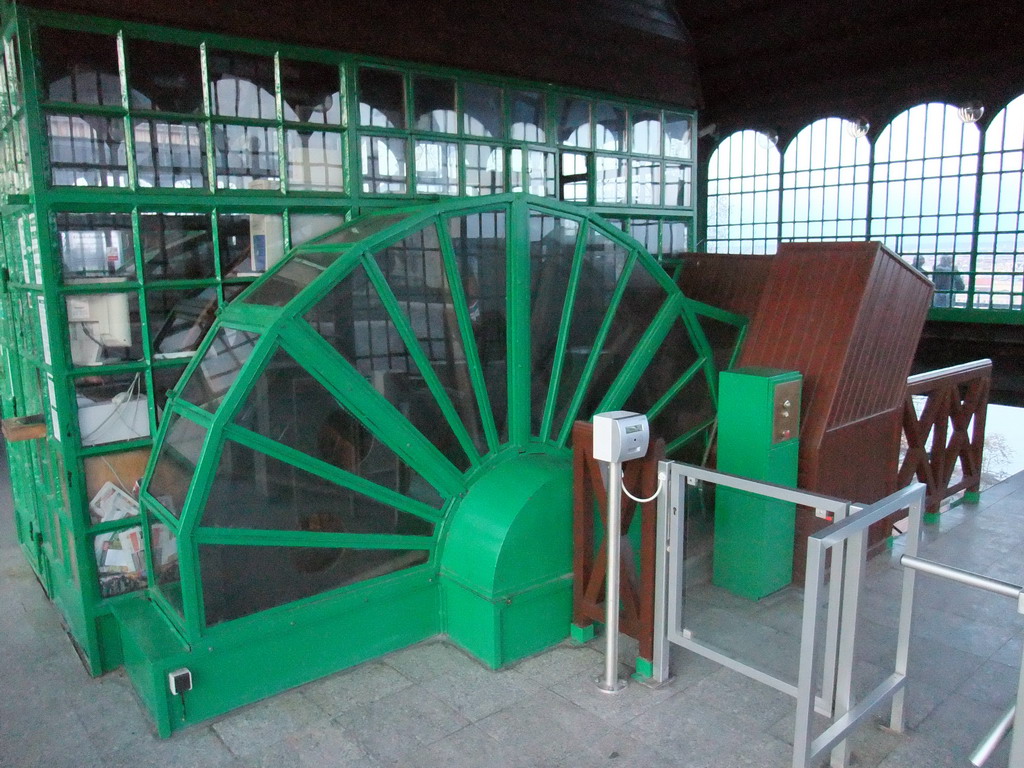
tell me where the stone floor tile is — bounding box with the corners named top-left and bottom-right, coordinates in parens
top-left (300, 661), bottom-right (413, 717)
top-left (419, 661), bottom-right (541, 722)
top-left (212, 689), bottom-right (328, 759)
top-left (380, 639), bottom-right (474, 683)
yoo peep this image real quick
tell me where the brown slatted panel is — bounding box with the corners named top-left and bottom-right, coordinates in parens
top-left (674, 252), bottom-right (774, 319)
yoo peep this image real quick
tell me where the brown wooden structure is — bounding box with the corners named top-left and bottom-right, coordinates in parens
top-left (900, 359), bottom-right (992, 515)
top-left (571, 421), bottom-right (664, 663)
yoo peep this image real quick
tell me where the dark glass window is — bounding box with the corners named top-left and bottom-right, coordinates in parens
top-left (151, 519), bottom-right (183, 616)
top-left (556, 98), bottom-right (591, 148)
top-left (281, 59), bottom-right (341, 125)
top-left (632, 110), bottom-right (662, 155)
top-left (462, 82), bottom-right (502, 138)
top-left (358, 68), bottom-right (405, 129)
top-left (147, 412), bottom-right (206, 516)
top-left (47, 114), bottom-right (128, 187)
top-left (133, 119), bottom-right (207, 189)
top-left (56, 212), bottom-right (135, 281)
top-left (147, 287), bottom-right (220, 357)
top-left (594, 103), bottom-right (626, 152)
top-left (141, 212), bottom-right (215, 281)
top-left (207, 50), bottom-right (276, 120)
top-left (39, 28), bottom-right (121, 106)
top-left (664, 113), bottom-right (692, 159)
top-left (178, 327), bottom-right (259, 411)
top-left (413, 76), bottom-right (456, 133)
top-left (126, 39), bottom-right (203, 113)
top-left (508, 91), bottom-right (545, 142)
top-left (213, 124), bottom-right (280, 190)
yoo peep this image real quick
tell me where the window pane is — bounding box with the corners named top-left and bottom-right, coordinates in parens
top-left (151, 519), bottom-right (182, 617)
top-left (560, 152), bottom-right (587, 203)
top-left (595, 155), bottom-right (627, 204)
top-left (57, 212), bottom-right (135, 281)
top-left (213, 124), bottom-right (280, 190)
top-left (465, 143), bottom-right (503, 196)
top-left (512, 149), bottom-right (555, 196)
top-left (358, 67), bottom-right (405, 129)
top-left (208, 50), bottom-right (276, 120)
top-left (147, 412), bottom-right (206, 516)
top-left (47, 114), bottom-right (128, 188)
top-left (241, 256), bottom-right (328, 307)
top-left (95, 526), bottom-right (147, 598)
top-left (147, 287), bottom-right (220, 357)
top-left (509, 90), bottom-right (545, 142)
top-left (664, 113), bottom-right (692, 159)
top-left (178, 327), bottom-right (259, 411)
top-left (281, 59), bottom-right (341, 125)
top-left (631, 110), bottom-right (662, 155)
top-left (413, 76), bottom-right (456, 133)
top-left (39, 28), bottom-right (120, 106)
top-left (665, 162), bottom-right (694, 209)
top-left (134, 119), bottom-right (208, 189)
top-left (141, 212), bottom-right (215, 281)
top-left (66, 291), bottom-right (143, 367)
top-left (594, 103), bottom-right (626, 152)
top-left (200, 542), bottom-right (428, 626)
top-left (556, 97), bottom-right (591, 148)
top-left (414, 140), bottom-right (458, 195)
top-left (219, 212), bottom-right (285, 278)
top-left (361, 135), bottom-right (407, 193)
top-left (289, 214), bottom-right (347, 247)
top-left (76, 371), bottom-right (149, 447)
top-left (462, 82), bottom-right (502, 138)
top-left (631, 159), bottom-right (662, 205)
top-left (287, 129), bottom-right (343, 191)
top-left (127, 39), bottom-right (203, 113)
top-left (152, 364), bottom-right (187, 422)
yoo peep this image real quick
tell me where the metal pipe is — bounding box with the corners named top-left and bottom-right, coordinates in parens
top-left (900, 555), bottom-right (1023, 600)
top-left (970, 705), bottom-right (1015, 766)
top-left (597, 459), bottom-right (625, 693)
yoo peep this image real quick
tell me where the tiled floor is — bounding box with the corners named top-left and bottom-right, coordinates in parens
top-left (2, 455), bottom-right (1024, 767)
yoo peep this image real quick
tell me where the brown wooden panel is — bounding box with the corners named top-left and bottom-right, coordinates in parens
top-left (673, 252), bottom-right (774, 319)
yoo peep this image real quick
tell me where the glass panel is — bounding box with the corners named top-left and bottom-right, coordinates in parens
top-left (511, 149), bottom-right (555, 196)
top-left (151, 519), bottom-right (182, 617)
top-left (576, 261), bottom-right (667, 420)
top-left (413, 76), bottom-right (456, 133)
top-left (208, 50), bottom-right (276, 119)
top-left (556, 98), bottom-right (591, 148)
top-left (509, 90), bottom-right (545, 142)
top-left (372, 226), bottom-right (486, 457)
top-left (286, 129), bottom-right (343, 191)
top-left (84, 449), bottom-right (149, 518)
top-left (632, 110), bottom-right (662, 155)
top-left (213, 124), bottom-right (280, 190)
top-left (529, 214), bottom-right (578, 434)
top-left (57, 212), bottom-right (135, 281)
top-left (219, 212), bottom-right (285, 277)
top-left (631, 159), bottom-right (662, 206)
top-left (152, 364), bottom-right (187, 422)
top-left (628, 218), bottom-right (660, 256)
top-left (39, 28), bottom-right (120, 106)
top-left (664, 113), bottom-right (692, 159)
top-left (289, 214), bottom-right (347, 247)
top-left (141, 212), bottom-right (215, 282)
top-left (147, 286), bottom-right (220, 357)
top-left (233, 348), bottom-right (442, 508)
top-left (465, 144), bottom-right (503, 196)
top-left (204, 439), bottom-right (435, 536)
top-left (360, 136), bottom-right (407, 193)
top-left (560, 152), bottom-right (588, 203)
top-left (447, 212), bottom-right (508, 441)
top-left (622, 317), bottom-right (701, 419)
top-left (303, 213), bottom-right (408, 247)
top-left (665, 163), bottom-right (691, 207)
top-left (147, 412), bottom-right (206, 517)
top-left (281, 59), bottom-right (341, 125)
top-left (47, 114), bottom-right (128, 187)
top-left (95, 526), bottom-right (147, 598)
top-left (178, 327), bottom-right (259, 411)
top-left (358, 67), bottom-right (405, 128)
top-left (594, 103), bottom-right (626, 152)
top-left (308, 261), bottom-right (471, 471)
top-left (651, 370), bottom-right (713, 462)
top-left (133, 119), bottom-right (207, 189)
top-left (241, 256), bottom-right (329, 307)
top-left (595, 155), bottom-right (627, 204)
top-left (66, 291), bottom-right (143, 367)
top-left (127, 39), bottom-right (203, 113)
top-left (707, 130), bottom-right (781, 254)
top-left (76, 370), bottom-right (149, 447)
top-left (462, 82), bottom-right (502, 138)
top-left (414, 140), bottom-right (458, 195)
top-left (662, 220), bottom-right (690, 261)
top-left (200, 543), bottom-right (428, 626)
top-left (550, 229), bottom-right (629, 436)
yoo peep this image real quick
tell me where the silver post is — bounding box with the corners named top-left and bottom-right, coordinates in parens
top-left (597, 459), bottom-right (626, 693)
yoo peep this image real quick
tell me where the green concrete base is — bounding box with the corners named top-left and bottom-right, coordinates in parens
top-left (570, 623), bottom-right (596, 644)
top-left (633, 656), bottom-right (654, 680)
top-left (964, 490), bottom-right (982, 504)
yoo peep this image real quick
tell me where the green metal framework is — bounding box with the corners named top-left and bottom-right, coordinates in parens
top-left (126, 194), bottom-right (739, 731)
top-left (705, 99), bottom-right (1024, 323)
top-left (0, 2), bottom-right (699, 676)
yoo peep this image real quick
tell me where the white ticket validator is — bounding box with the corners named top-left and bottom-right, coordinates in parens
top-left (592, 410), bottom-right (650, 464)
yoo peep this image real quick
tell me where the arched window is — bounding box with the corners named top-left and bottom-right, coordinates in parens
top-left (781, 118), bottom-right (870, 242)
top-left (706, 130), bottom-right (781, 254)
top-left (871, 103), bottom-right (980, 307)
top-left (977, 94), bottom-right (1024, 310)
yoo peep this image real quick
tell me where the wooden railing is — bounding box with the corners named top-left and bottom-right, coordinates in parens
top-left (898, 359), bottom-right (992, 515)
top-left (571, 421), bottom-right (663, 665)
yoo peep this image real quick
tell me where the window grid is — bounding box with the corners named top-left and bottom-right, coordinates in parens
top-left (706, 130), bottom-right (780, 254)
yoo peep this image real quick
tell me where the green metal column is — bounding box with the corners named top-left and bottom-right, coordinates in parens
top-left (712, 367), bottom-right (801, 600)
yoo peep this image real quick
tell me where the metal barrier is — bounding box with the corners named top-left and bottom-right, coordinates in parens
top-left (651, 460), bottom-right (1024, 767)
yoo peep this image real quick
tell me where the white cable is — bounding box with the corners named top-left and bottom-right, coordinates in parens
top-left (621, 469), bottom-right (666, 504)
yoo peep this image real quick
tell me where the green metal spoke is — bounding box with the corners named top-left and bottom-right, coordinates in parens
top-left (195, 526), bottom-right (435, 551)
